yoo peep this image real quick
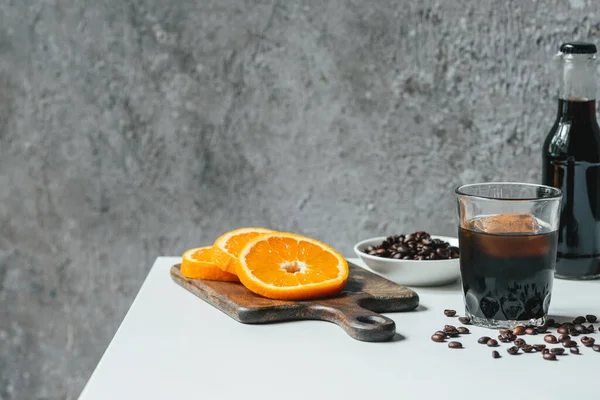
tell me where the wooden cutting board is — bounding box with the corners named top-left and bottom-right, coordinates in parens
top-left (170, 262), bottom-right (419, 342)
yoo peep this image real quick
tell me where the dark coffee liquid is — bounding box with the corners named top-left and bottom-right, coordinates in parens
top-left (459, 222), bottom-right (558, 322)
top-left (542, 99), bottom-right (600, 279)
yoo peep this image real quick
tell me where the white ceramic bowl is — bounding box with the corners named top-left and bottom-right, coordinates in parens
top-left (353, 236), bottom-right (460, 287)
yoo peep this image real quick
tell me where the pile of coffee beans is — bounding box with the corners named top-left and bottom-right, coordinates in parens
top-left (362, 232), bottom-right (459, 260)
top-left (431, 310), bottom-right (600, 361)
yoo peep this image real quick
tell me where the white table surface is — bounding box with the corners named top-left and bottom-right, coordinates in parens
top-left (78, 257), bottom-right (600, 400)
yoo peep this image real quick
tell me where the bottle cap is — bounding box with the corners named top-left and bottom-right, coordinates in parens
top-left (559, 42), bottom-right (597, 54)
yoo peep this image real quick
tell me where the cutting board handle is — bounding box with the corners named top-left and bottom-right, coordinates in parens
top-left (309, 293), bottom-right (396, 342)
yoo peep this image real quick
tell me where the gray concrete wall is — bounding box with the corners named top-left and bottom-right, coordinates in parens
top-left (1, 0), bottom-right (598, 398)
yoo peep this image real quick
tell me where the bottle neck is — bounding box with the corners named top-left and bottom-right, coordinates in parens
top-left (558, 53), bottom-right (596, 101)
top-left (557, 53), bottom-right (597, 120)
top-left (557, 98), bottom-right (597, 120)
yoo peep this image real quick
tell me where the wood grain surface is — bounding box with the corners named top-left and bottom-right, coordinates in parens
top-left (170, 262), bottom-right (419, 342)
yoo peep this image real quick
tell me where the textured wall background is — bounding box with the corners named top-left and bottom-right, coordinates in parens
top-left (1, 0), bottom-right (599, 398)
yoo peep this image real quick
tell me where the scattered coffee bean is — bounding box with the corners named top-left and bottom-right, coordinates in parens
top-left (491, 350), bottom-right (500, 359)
top-left (444, 325), bottom-right (456, 332)
top-left (458, 316), bottom-right (471, 325)
top-left (487, 339), bottom-right (499, 347)
top-left (593, 345), bottom-right (600, 352)
top-left (587, 324), bottom-right (594, 332)
top-left (525, 327), bottom-right (537, 335)
top-left (522, 345), bottom-right (535, 353)
top-left (544, 334), bottom-right (558, 344)
top-left (434, 330), bottom-right (447, 337)
top-left (574, 316), bottom-right (587, 324)
top-left (457, 327), bottom-right (470, 334)
top-left (499, 329), bottom-right (511, 335)
top-left (448, 341), bottom-right (462, 349)
top-left (574, 324), bottom-right (587, 333)
top-left (543, 353), bottom-right (557, 361)
top-left (550, 348), bottom-right (565, 355)
top-left (364, 232), bottom-right (459, 260)
top-left (534, 344), bottom-right (547, 352)
top-left (536, 325), bottom-right (548, 334)
top-left (431, 334), bottom-right (446, 343)
top-left (569, 329), bottom-right (580, 337)
top-left (498, 335), bottom-right (511, 343)
top-left (507, 346), bottom-right (520, 355)
top-left (581, 336), bottom-right (595, 347)
top-left (562, 340), bottom-right (578, 348)
top-left (558, 334), bottom-right (571, 343)
top-left (586, 314), bottom-right (597, 323)
top-left (513, 326), bottom-right (525, 335)
top-left (514, 338), bottom-right (526, 348)
top-left (570, 347), bottom-right (580, 354)
top-left (542, 348), bottom-right (550, 354)
top-left (478, 336), bottom-right (491, 344)
top-left (444, 309), bottom-right (456, 317)
top-left (557, 326), bottom-right (569, 334)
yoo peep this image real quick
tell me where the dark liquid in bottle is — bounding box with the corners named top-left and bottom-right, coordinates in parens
top-left (459, 217), bottom-right (558, 323)
top-left (542, 99), bottom-right (600, 279)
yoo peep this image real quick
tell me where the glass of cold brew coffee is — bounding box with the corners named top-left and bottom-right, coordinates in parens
top-left (455, 182), bottom-right (562, 329)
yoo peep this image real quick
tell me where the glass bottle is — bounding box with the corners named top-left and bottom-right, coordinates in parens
top-left (542, 42), bottom-right (600, 279)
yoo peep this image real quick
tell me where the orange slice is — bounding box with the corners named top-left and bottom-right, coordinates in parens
top-left (181, 247), bottom-right (239, 282)
top-left (212, 227), bottom-right (274, 274)
top-left (237, 232), bottom-right (349, 300)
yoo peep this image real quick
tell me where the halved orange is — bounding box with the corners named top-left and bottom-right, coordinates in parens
top-left (181, 247), bottom-right (239, 282)
top-left (237, 232), bottom-right (349, 300)
top-left (212, 227), bottom-right (274, 274)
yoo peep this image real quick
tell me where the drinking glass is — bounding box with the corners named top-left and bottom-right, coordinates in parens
top-left (455, 182), bottom-right (562, 329)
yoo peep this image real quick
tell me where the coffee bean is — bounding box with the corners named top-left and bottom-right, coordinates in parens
top-left (434, 330), bottom-right (447, 337)
top-left (569, 329), bottom-right (580, 337)
top-left (581, 336), bottom-right (595, 347)
top-left (444, 309), bottom-right (456, 317)
top-left (478, 336), bottom-right (491, 344)
top-left (534, 344), bottom-right (547, 352)
top-left (544, 334), bottom-right (558, 344)
top-left (525, 327), bottom-right (537, 335)
top-left (542, 348), bottom-right (550, 354)
top-left (431, 334), bottom-right (446, 342)
top-left (458, 316), bottom-right (471, 325)
top-left (507, 346), bottom-right (520, 355)
top-left (586, 314), bottom-right (597, 323)
top-left (498, 335), bottom-right (511, 343)
top-left (570, 347), bottom-right (580, 354)
top-left (492, 350), bottom-right (500, 359)
top-left (557, 326), bottom-right (569, 334)
top-left (448, 341), bottom-right (462, 349)
top-left (499, 329), bottom-right (511, 335)
top-left (536, 325), bottom-right (548, 334)
top-left (574, 324), bottom-right (587, 333)
top-left (593, 345), bottom-right (600, 352)
top-left (513, 326), bottom-right (525, 335)
top-left (562, 340), bottom-right (578, 348)
top-left (550, 348), bottom-right (565, 355)
top-left (487, 339), bottom-right (499, 347)
top-left (587, 324), bottom-right (594, 332)
top-left (443, 325), bottom-right (456, 332)
top-left (366, 232), bottom-right (459, 260)
top-left (514, 338), bottom-right (526, 348)
top-left (558, 334), bottom-right (571, 343)
top-left (522, 345), bottom-right (535, 353)
top-left (543, 353), bottom-right (557, 361)
top-left (556, 325), bottom-right (569, 334)
top-left (574, 316), bottom-right (587, 324)
top-left (457, 327), bottom-right (470, 334)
